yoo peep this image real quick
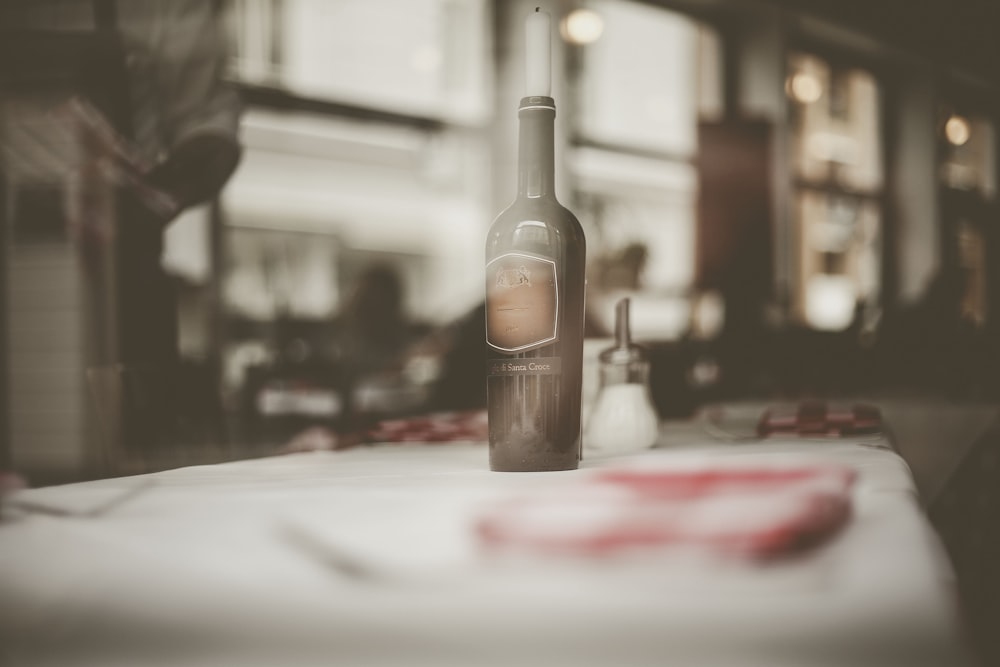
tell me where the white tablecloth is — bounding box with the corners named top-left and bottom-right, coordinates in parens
top-left (0, 428), bottom-right (974, 667)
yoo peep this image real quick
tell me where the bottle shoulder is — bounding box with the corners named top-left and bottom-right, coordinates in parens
top-left (489, 196), bottom-right (586, 240)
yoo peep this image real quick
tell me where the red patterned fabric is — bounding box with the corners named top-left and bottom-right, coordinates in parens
top-left (367, 410), bottom-right (489, 443)
top-left (757, 401), bottom-right (882, 437)
top-left (477, 465), bottom-right (856, 559)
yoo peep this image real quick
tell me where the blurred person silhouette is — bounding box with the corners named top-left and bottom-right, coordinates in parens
top-left (0, 0), bottom-right (241, 452)
top-left (328, 263), bottom-right (430, 426)
top-left (333, 264), bottom-right (413, 378)
top-left (877, 269), bottom-right (985, 396)
top-left (597, 242), bottom-right (649, 292)
top-left (2, 0), bottom-right (241, 362)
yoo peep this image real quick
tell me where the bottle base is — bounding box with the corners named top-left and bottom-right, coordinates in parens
top-left (489, 446), bottom-right (580, 472)
top-left (490, 463), bottom-right (579, 473)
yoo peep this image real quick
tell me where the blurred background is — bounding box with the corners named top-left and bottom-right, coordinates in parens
top-left (0, 0), bottom-right (998, 483)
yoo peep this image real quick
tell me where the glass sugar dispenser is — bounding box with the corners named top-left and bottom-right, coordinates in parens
top-left (584, 298), bottom-right (660, 454)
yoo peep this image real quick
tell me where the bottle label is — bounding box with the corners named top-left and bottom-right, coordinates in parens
top-left (487, 356), bottom-right (562, 376)
top-left (486, 252), bottom-right (559, 353)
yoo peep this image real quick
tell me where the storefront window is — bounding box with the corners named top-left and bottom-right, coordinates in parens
top-left (787, 52), bottom-right (883, 331)
top-left (568, 0), bottom-right (722, 339)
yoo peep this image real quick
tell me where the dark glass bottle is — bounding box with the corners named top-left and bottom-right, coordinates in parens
top-left (485, 96), bottom-right (587, 472)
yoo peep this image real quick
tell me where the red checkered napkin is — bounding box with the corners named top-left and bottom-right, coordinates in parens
top-left (367, 410), bottom-right (489, 443)
top-left (476, 465), bottom-right (856, 559)
top-left (756, 401), bottom-right (883, 438)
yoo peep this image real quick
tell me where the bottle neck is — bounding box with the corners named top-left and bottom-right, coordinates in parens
top-left (516, 96), bottom-right (556, 199)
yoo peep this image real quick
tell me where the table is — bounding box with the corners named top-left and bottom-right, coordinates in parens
top-left (0, 420), bottom-right (975, 667)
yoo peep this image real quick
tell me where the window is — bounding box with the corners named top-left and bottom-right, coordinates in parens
top-left (939, 107), bottom-right (996, 327)
top-left (229, 0), bottom-right (491, 123)
top-left (219, 0), bottom-right (493, 413)
top-left (567, 0), bottom-right (722, 339)
top-left (786, 52), bottom-right (883, 331)
top-left (222, 0), bottom-right (492, 317)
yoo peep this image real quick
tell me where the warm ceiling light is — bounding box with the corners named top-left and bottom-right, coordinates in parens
top-left (788, 72), bottom-right (823, 104)
top-left (805, 274), bottom-right (856, 331)
top-left (945, 115), bottom-right (971, 147)
top-left (561, 8), bottom-right (604, 45)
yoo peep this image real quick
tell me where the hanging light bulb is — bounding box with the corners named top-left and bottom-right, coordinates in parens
top-left (787, 71), bottom-right (823, 104)
top-left (805, 274), bottom-right (856, 331)
top-left (945, 115), bottom-right (971, 147)
top-left (561, 8), bottom-right (604, 45)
